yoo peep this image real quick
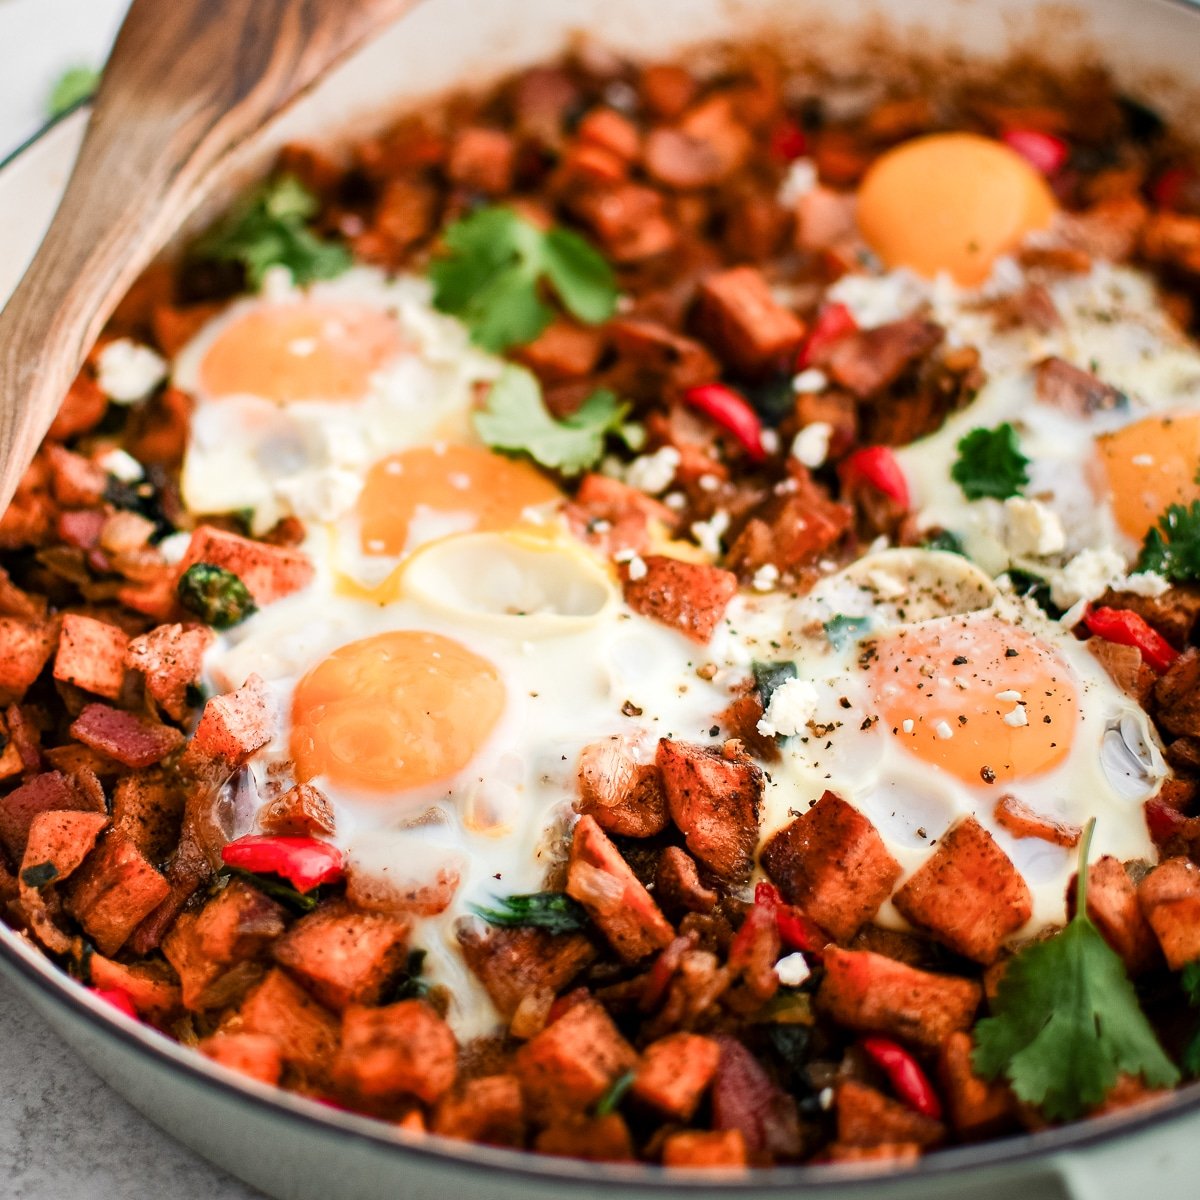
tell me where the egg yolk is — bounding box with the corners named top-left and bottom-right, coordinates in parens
top-left (198, 301), bottom-right (405, 404)
top-left (856, 133), bottom-right (1058, 285)
top-left (290, 630), bottom-right (505, 794)
top-left (1095, 411), bottom-right (1200, 542)
top-left (868, 617), bottom-right (1078, 785)
top-left (358, 444), bottom-right (562, 556)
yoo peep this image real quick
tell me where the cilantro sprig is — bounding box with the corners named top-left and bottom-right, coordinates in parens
top-left (1136, 500), bottom-right (1200, 583)
top-left (191, 174), bottom-right (351, 290)
top-left (430, 207), bottom-right (618, 352)
top-left (469, 891), bottom-right (589, 934)
top-left (475, 365), bottom-right (640, 476)
top-left (973, 820), bottom-right (1179, 1119)
top-left (951, 423), bottom-right (1030, 501)
top-left (751, 661), bottom-right (798, 710)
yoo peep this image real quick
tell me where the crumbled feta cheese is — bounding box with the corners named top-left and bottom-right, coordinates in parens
top-left (760, 429), bottom-right (780, 456)
top-left (752, 563), bottom-right (780, 593)
top-left (935, 720), bottom-right (954, 740)
top-left (774, 952), bottom-right (812, 988)
top-left (866, 569), bottom-right (908, 600)
top-left (624, 446), bottom-right (681, 496)
top-left (791, 368), bottom-right (829, 395)
top-left (1002, 496), bottom-right (1066, 558)
top-left (818, 1086), bottom-right (834, 1111)
top-left (663, 491), bottom-right (687, 511)
top-left (1115, 570), bottom-right (1171, 598)
top-left (95, 339), bottom-right (167, 404)
top-left (996, 689), bottom-right (1022, 703)
top-left (613, 548), bottom-right (637, 564)
top-left (691, 510), bottom-right (730, 557)
top-left (157, 531), bottom-right (192, 565)
top-left (1003, 705), bottom-right (1029, 728)
top-left (776, 157), bottom-right (819, 207)
top-left (627, 554), bottom-right (648, 581)
top-left (758, 678), bottom-right (820, 738)
top-left (791, 422), bottom-right (833, 469)
top-left (261, 265), bottom-right (294, 299)
top-left (1049, 547), bottom-right (1126, 608)
top-left (901, 719), bottom-right (915, 734)
top-left (698, 473), bottom-right (721, 493)
top-left (96, 448), bottom-right (144, 483)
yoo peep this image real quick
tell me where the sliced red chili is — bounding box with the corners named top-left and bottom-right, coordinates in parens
top-left (684, 383), bottom-right (766, 463)
top-left (769, 118), bottom-right (808, 163)
top-left (221, 834), bottom-right (344, 893)
top-left (1084, 606), bottom-right (1179, 674)
top-left (860, 1036), bottom-right (943, 1119)
top-left (838, 445), bottom-right (910, 509)
top-left (88, 986), bottom-right (139, 1021)
top-left (796, 302), bottom-right (857, 369)
top-left (752, 880), bottom-right (825, 958)
top-left (1001, 128), bottom-right (1069, 176)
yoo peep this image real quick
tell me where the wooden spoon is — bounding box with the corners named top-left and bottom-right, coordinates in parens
top-left (0, 0), bottom-right (413, 512)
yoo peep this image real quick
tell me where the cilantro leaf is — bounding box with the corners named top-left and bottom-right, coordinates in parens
top-left (1136, 501), bottom-right (1200, 583)
top-left (430, 207), bottom-right (617, 352)
top-left (470, 890), bottom-right (589, 934)
top-left (474, 366), bottom-right (634, 476)
top-left (47, 66), bottom-right (100, 118)
top-left (177, 563), bottom-right (257, 630)
top-left (191, 174), bottom-right (351, 289)
top-left (823, 614), bottom-right (872, 650)
top-left (951, 423), bottom-right (1030, 501)
top-left (973, 820), bottom-right (1179, 1119)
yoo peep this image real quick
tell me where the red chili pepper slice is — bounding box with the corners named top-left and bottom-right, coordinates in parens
top-left (796, 302), bottom-right (857, 370)
top-left (1001, 128), bottom-right (1069, 176)
top-left (221, 834), bottom-right (344, 893)
top-left (684, 384), bottom-right (766, 463)
top-left (769, 118), bottom-right (808, 163)
top-left (752, 880), bottom-right (825, 958)
top-left (837, 445), bottom-right (910, 509)
top-left (88, 986), bottom-right (139, 1021)
top-left (1145, 795), bottom-right (1190, 845)
top-left (1083, 606), bottom-right (1180, 674)
top-left (860, 1036), bottom-right (943, 1119)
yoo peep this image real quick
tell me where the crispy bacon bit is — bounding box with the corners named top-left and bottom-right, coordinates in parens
top-left (710, 1035), bottom-right (803, 1162)
top-left (822, 319), bottom-right (944, 398)
top-left (70, 704), bottom-right (185, 768)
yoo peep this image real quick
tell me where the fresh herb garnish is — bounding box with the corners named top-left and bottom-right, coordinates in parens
top-left (1004, 568), bottom-right (1063, 619)
top-left (470, 891), bottom-right (589, 934)
top-left (177, 563), bottom-right (258, 630)
top-left (594, 1069), bottom-right (637, 1117)
top-left (387, 949), bottom-right (432, 1002)
top-left (474, 365), bottom-right (640, 476)
top-left (223, 867), bottom-right (319, 914)
top-left (1180, 961), bottom-right (1200, 1077)
top-left (823, 614), bottom-right (872, 651)
top-left (752, 660), bottom-right (799, 710)
top-left (429, 206), bottom-right (618, 352)
top-left (1136, 501), bottom-right (1200, 583)
top-left (47, 66), bottom-right (100, 118)
top-left (973, 820), bottom-right (1179, 1119)
top-left (20, 862), bottom-right (59, 889)
top-left (951, 423), bottom-right (1030, 501)
top-left (191, 174), bottom-right (351, 290)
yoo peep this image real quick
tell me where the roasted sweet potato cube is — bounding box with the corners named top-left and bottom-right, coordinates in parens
top-left (836, 1080), bottom-right (944, 1148)
top-left (0, 770), bottom-right (104, 860)
top-left (65, 831), bottom-right (172, 955)
top-left (45, 444), bottom-right (106, 507)
top-left (535, 1113), bottom-right (634, 1161)
top-left (656, 739), bottom-right (762, 882)
top-left (662, 1129), bottom-right (748, 1168)
top-left (643, 96), bottom-right (750, 190)
top-left (199, 1032), bottom-right (283, 1086)
top-left (125, 623), bottom-right (211, 720)
top-left (937, 1031), bottom-right (1016, 1140)
top-left (111, 769), bottom-right (184, 860)
top-left (760, 790), bottom-right (901, 940)
top-left (433, 1074), bottom-right (526, 1146)
top-left (576, 740), bottom-right (668, 837)
top-left (70, 703), bottom-right (185, 769)
top-left (89, 953), bottom-right (181, 1020)
top-left (272, 904), bottom-right (409, 1011)
top-left (0, 616), bottom-right (57, 704)
top-left (238, 968), bottom-right (340, 1078)
top-left (179, 526), bottom-right (313, 605)
top-left (335, 1000), bottom-right (457, 1103)
top-left (623, 556), bottom-right (738, 644)
top-left (259, 782), bottom-right (336, 837)
top-left (1138, 856), bottom-right (1200, 969)
top-left (823, 318), bottom-right (944, 399)
top-left (694, 266), bottom-right (805, 376)
top-left (817, 947), bottom-right (982, 1050)
top-left (516, 319), bottom-right (606, 383)
top-left (53, 614), bottom-right (129, 700)
top-left (446, 126), bottom-right (516, 194)
top-left (20, 809), bottom-right (109, 885)
top-left (631, 1033), bottom-right (719, 1120)
top-left (566, 815), bottom-right (674, 962)
top-left (1067, 855), bottom-right (1159, 974)
top-left (178, 674), bottom-right (273, 780)
top-left (655, 845), bottom-right (717, 916)
top-left (514, 996), bottom-right (636, 1119)
top-left (892, 817), bottom-right (1032, 963)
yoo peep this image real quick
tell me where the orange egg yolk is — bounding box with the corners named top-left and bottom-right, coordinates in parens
top-left (1095, 411), bottom-right (1200, 542)
top-left (357, 444), bottom-right (562, 556)
top-left (856, 133), bottom-right (1058, 285)
top-left (868, 617), bottom-right (1078, 786)
top-left (198, 301), bottom-right (405, 404)
top-left (290, 630), bottom-right (505, 794)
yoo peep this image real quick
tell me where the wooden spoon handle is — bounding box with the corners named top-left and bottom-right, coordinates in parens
top-left (0, 0), bottom-right (412, 510)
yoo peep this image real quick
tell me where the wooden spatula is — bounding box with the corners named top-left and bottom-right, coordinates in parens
top-left (0, 0), bottom-right (412, 513)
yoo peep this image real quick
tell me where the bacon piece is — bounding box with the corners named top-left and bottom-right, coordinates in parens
top-left (655, 846), bottom-right (718, 916)
top-left (622, 556), bottom-right (738, 644)
top-left (606, 318), bottom-right (718, 392)
top-left (0, 770), bottom-right (105, 860)
top-left (1034, 356), bottom-right (1124, 415)
top-left (710, 1035), bottom-right (803, 1162)
top-left (822, 319), bottom-right (944, 398)
top-left (70, 704), bottom-right (185, 768)
top-left (178, 526), bottom-right (313, 606)
top-left (644, 96), bottom-right (751, 189)
top-left (694, 267), bottom-right (805, 376)
top-left (53, 614), bottom-right (130, 701)
top-left (1087, 638), bottom-right (1155, 707)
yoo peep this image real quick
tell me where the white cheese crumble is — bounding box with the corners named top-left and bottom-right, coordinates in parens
top-left (95, 339), bottom-right (167, 404)
top-left (996, 689), bottom-right (1022, 703)
top-left (935, 720), bottom-right (954, 740)
top-left (157, 531), bottom-right (192, 565)
top-left (774, 952), bottom-right (812, 988)
top-left (776, 157), bottom-right (819, 207)
top-left (752, 563), bottom-right (780, 593)
top-left (627, 555), bottom-right (648, 582)
top-left (1003, 705), bottom-right (1029, 728)
top-left (624, 446), bottom-right (680, 496)
top-left (691, 510), bottom-right (730, 558)
top-left (1002, 496), bottom-right (1066, 558)
top-left (757, 678), bottom-right (820, 739)
top-left (791, 368), bottom-right (828, 395)
top-left (96, 448), bottom-right (143, 483)
top-left (902, 719), bottom-right (915, 734)
top-left (760, 429), bottom-right (781, 456)
top-left (791, 422), bottom-right (833, 469)
top-left (1049, 547), bottom-right (1127, 609)
top-left (1117, 570), bottom-right (1171, 598)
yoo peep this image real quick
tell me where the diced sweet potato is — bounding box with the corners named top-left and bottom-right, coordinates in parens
top-left (1067, 855), bottom-right (1159, 974)
top-left (446, 127), bottom-right (516, 195)
top-left (623, 556), bottom-right (738, 644)
top-left (817, 947), bottom-right (982, 1050)
top-left (199, 1032), bottom-right (283, 1086)
top-left (662, 1129), bottom-right (748, 1168)
top-left (694, 266), bottom-right (805, 376)
top-left (576, 740), bottom-right (668, 837)
top-left (655, 846), bottom-right (717, 916)
top-left (21, 809), bottom-right (109, 885)
top-left (272, 904), bottom-right (408, 1011)
top-left (0, 770), bottom-right (105, 860)
top-left (238, 967), bottom-right (340, 1078)
top-left (937, 1031), bottom-right (1016, 1140)
top-left (893, 817), bottom-right (1032, 963)
top-left (0, 616), bottom-right (57, 704)
top-left (111, 769), bottom-right (184, 860)
top-left (534, 1113), bottom-right (634, 1161)
top-left (70, 703), bottom-right (185, 768)
top-left (760, 791), bottom-right (901, 941)
top-left (656, 739), bottom-right (762, 882)
top-left (48, 372), bottom-right (107, 441)
top-left (994, 795), bottom-right (1082, 849)
top-left (644, 95), bottom-right (750, 189)
top-left (335, 1000), bottom-right (457, 1103)
top-left (179, 526), bottom-right (313, 606)
top-left (569, 186), bottom-right (677, 264)
top-left (125, 623), bottom-right (211, 720)
top-left (566, 815), bottom-right (674, 961)
top-left (724, 483), bottom-right (852, 579)
top-left (65, 831), bottom-right (172, 955)
top-left (632, 1033), bottom-right (719, 1120)
top-left (565, 472), bottom-right (678, 559)
top-left (433, 1074), bottom-right (526, 1147)
top-left (835, 1079), bottom-right (944, 1148)
top-left (259, 782), bottom-right (336, 837)
top-left (178, 674), bottom-right (273, 780)
top-left (1138, 856), bottom-right (1200, 970)
top-left (53, 614), bottom-right (129, 700)
top-left (89, 953), bottom-right (181, 1020)
top-left (514, 996), bottom-right (636, 1118)
top-left (516, 319), bottom-right (606, 383)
